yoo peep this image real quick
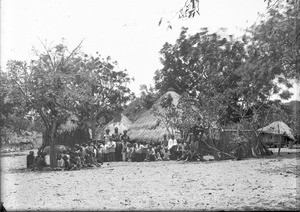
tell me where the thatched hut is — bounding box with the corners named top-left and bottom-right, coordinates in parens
top-left (43, 114), bottom-right (90, 147)
top-left (258, 121), bottom-right (295, 147)
top-left (127, 91), bottom-right (181, 143)
top-left (96, 114), bottom-right (132, 140)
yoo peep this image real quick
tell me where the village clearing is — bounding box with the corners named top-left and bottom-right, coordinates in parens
top-left (1, 148), bottom-right (299, 211)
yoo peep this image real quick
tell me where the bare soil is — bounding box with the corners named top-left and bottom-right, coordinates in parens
top-left (1, 148), bottom-right (299, 211)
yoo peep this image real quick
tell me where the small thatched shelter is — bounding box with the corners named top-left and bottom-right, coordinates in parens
top-left (258, 121), bottom-right (295, 147)
top-left (43, 114), bottom-right (90, 147)
top-left (127, 91), bottom-right (181, 143)
top-left (96, 114), bottom-right (132, 140)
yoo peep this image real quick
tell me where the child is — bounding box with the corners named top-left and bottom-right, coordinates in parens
top-left (56, 154), bottom-right (65, 170)
top-left (97, 143), bottom-right (104, 164)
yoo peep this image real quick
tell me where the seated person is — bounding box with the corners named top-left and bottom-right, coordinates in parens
top-left (70, 152), bottom-right (84, 170)
top-left (84, 149), bottom-right (95, 167)
top-left (176, 141), bottom-right (184, 159)
top-left (56, 154), bottom-right (65, 170)
top-left (163, 146), bottom-right (170, 161)
top-left (63, 154), bottom-right (76, 170)
top-left (35, 152), bottom-right (51, 171)
top-left (154, 144), bottom-right (164, 159)
top-left (168, 135), bottom-right (178, 160)
top-left (26, 151), bottom-right (35, 169)
top-left (141, 141), bottom-right (149, 161)
top-left (147, 145), bottom-right (156, 161)
top-left (134, 141), bottom-right (143, 162)
top-left (156, 151), bottom-right (162, 161)
top-left (178, 140), bottom-right (190, 161)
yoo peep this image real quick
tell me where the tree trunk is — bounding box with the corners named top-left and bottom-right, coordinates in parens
top-left (206, 138), bottom-right (221, 160)
top-left (91, 117), bottom-right (96, 140)
top-left (49, 118), bottom-right (58, 168)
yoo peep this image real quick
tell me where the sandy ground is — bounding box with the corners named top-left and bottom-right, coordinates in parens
top-left (1, 148), bottom-right (299, 211)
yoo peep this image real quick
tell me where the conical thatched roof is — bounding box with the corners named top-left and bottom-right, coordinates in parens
top-left (127, 91), bottom-right (181, 142)
top-left (258, 121), bottom-right (295, 141)
top-left (96, 114), bottom-right (132, 140)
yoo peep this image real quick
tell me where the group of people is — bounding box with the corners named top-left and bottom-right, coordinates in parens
top-left (26, 127), bottom-right (204, 171)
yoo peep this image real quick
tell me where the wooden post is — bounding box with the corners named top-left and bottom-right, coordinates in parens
top-left (278, 124), bottom-right (282, 156)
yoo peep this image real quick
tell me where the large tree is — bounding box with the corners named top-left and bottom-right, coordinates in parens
top-left (5, 43), bottom-right (82, 167)
top-left (69, 53), bottom-right (134, 139)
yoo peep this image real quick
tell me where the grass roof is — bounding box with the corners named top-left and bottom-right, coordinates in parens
top-left (258, 121), bottom-right (295, 141)
top-left (96, 114), bottom-right (132, 139)
top-left (127, 91), bottom-right (181, 141)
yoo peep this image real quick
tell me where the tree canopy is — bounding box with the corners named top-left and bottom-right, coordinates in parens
top-left (2, 42), bottom-right (134, 167)
top-left (154, 0), bottom-right (299, 128)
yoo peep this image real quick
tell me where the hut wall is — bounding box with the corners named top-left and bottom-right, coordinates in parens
top-left (43, 127), bottom-right (90, 147)
top-left (259, 134), bottom-right (286, 147)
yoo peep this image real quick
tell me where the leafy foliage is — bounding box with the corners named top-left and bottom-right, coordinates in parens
top-left (68, 53), bottom-right (134, 138)
top-left (3, 41), bottom-right (134, 166)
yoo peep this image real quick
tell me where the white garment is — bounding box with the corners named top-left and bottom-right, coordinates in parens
top-left (57, 159), bottom-right (65, 168)
top-left (45, 155), bottom-right (50, 165)
top-left (168, 138), bottom-right (178, 150)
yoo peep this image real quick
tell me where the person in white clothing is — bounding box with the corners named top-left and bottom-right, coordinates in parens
top-left (168, 134), bottom-right (178, 150)
top-left (168, 134), bottom-right (178, 160)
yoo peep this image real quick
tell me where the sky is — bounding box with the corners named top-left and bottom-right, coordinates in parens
top-left (1, 0), bottom-right (299, 100)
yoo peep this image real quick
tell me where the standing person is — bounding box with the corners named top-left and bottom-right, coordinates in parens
top-left (26, 151), bottom-right (35, 169)
top-left (121, 140), bottom-right (127, 161)
top-left (176, 140), bottom-right (184, 160)
top-left (103, 129), bottom-right (111, 145)
top-left (97, 142), bottom-right (104, 164)
top-left (112, 127), bottom-right (121, 141)
top-left (168, 134), bottom-right (178, 160)
top-left (121, 130), bottom-right (130, 161)
top-left (112, 128), bottom-right (122, 162)
top-left (107, 138), bottom-right (116, 162)
top-left (127, 142), bottom-right (134, 162)
top-left (103, 129), bottom-right (111, 162)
